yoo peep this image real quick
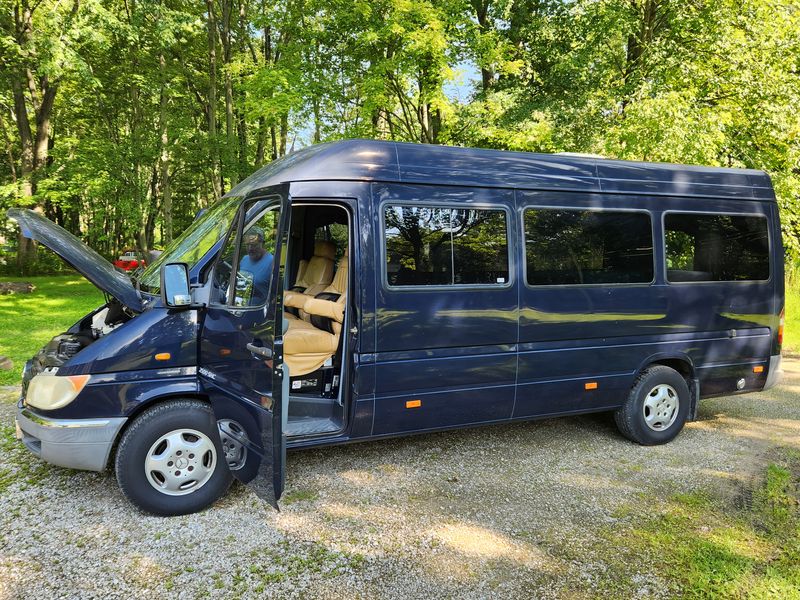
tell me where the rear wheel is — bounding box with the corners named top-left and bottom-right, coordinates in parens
top-left (115, 400), bottom-right (232, 516)
top-left (614, 366), bottom-right (690, 445)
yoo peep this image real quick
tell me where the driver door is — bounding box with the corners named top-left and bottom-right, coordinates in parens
top-left (198, 185), bottom-right (290, 508)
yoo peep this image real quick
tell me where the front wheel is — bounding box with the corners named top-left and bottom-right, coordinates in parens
top-left (115, 400), bottom-right (232, 516)
top-left (614, 366), bottom-right (690, 445)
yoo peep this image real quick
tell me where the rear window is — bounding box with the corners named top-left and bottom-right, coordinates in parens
top-left (524, 209), bottom-right (654, 285)
top-left (665, 213), bottom-right (770, 282)
top-left (384, 205), bottom-right (509, 286)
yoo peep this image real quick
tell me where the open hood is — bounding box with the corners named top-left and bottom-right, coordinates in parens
top-left (8, 209), bottom-right (144, 313)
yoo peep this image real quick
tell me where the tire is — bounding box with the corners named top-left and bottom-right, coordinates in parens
top-left (115, 400), bottom-right (232, 516)
top-left (614, 365), bottom-right (690, 445)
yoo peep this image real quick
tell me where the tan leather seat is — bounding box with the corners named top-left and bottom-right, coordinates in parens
top-left (294, 240), bottom-right (335, 293)
top-left (284, 248), bottom-right (348, 377)
top-left (285, 240), bottom-right (336, 322)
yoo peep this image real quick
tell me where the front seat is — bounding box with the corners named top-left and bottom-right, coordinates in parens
top-left (283, 248), bottom-right (348, 377)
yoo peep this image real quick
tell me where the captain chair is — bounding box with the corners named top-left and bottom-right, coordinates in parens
top-left (285, 240), bottom-right (336, 321)
top-left (291, 240), bottom-right (335, 295)
top-left (283, 248), bottom-right (348, 377)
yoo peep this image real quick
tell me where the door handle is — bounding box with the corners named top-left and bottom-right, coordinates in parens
top-left (246, 342), bottom-right (273, 359)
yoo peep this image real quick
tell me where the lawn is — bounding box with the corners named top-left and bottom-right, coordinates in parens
top-left (784, 281), bottom-right (800, 355)
top-left (0, 274), bottom-right (103, 386)
top-left (601, 452), bottom-right (800, 598)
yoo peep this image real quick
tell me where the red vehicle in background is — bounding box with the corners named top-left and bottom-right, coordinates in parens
top-left (113, 249), bottom-right (146, 272)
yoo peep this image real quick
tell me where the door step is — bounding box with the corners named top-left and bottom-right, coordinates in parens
top-left (286, 415), bottom-right (342, 437)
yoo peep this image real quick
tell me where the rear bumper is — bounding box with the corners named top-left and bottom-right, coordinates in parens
top-left (15, 403), bottom-right (127, 472)
top-left (762, 354), bottom-right (784, 392)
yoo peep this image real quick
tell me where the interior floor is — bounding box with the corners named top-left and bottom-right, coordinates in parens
top-left (286, 395), bottom-right (343, 436)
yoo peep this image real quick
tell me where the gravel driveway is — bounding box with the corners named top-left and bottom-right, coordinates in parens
top-left (2, 361), bottom-right (799, 599)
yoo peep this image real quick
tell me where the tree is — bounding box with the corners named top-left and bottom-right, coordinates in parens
top-left (0, 0), bottom-right (83, 270)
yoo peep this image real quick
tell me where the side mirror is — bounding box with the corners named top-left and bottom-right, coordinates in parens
top-left (160, 263), bottom-right (192, 308)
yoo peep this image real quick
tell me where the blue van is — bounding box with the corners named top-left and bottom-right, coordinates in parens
top-left (10, 140), bottom-right (785, 515)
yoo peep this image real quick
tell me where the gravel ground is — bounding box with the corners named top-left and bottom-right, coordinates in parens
top-left (1, 361), bottom-right (799, 599)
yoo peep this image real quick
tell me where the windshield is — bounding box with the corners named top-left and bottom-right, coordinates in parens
top-left (139, 197), bottom-right (241, 294)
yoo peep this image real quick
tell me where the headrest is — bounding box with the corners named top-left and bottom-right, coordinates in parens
top-left (314, 240), bottom-right (336, 260)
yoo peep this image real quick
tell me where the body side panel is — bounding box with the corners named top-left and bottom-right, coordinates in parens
top-left (370, 183), bottom-right (519, 435)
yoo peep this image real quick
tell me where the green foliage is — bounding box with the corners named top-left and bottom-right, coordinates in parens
top-left (0, 0), bottom-right (798, 273)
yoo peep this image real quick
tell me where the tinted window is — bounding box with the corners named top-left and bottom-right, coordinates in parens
top-left (665, 213), bottom-right (769, 282)
top-left (524, 209), bottom-right (654, 285)
top-left (384, 206), bottom-right (509, 286)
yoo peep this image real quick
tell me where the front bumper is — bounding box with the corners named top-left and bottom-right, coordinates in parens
top-left (15, 403), bottom-right (127, 472)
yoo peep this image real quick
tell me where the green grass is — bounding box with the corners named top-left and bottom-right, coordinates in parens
top-left (282, 488), bottom-right (319, 504)
top-left (0, 274), bottom-right (103, 386)
top-left (784, 281), bottom-right (800, 354)
top-left (620, 454), bottom-right (800, 598)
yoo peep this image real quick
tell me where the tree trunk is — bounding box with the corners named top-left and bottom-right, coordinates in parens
top-left (624, 0), bottom-right (662, 92)
top-left (314, 98), bottom-right (322, 143)
top-left (256, 117), bottom-right (267, 166)
top-left (279, 114), bottom-right (288, 157)
top-left (0, 110), bottom-right (17, 182)
top-left (33, 79), bottom-right (57, 170)
top-left (11, 71), bottom-right (37, 271)
top-left (206, 0), bottom-right (222, 201)
top-left (158, 54), bottom-right (173, 244)
top-left (472, 0), bottom-right (495, 91)
top-left (221, 0), bottom-right (237, 186)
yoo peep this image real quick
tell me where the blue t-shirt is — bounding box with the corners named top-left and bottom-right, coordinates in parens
top-left (239, 252), bottom-right (274, 305)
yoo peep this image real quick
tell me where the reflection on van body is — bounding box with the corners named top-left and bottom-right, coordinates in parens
top-left (8, 140), bottom-right (784, 515)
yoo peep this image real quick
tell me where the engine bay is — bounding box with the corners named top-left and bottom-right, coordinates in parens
top-left (28, 300), bottom-right (132, 372)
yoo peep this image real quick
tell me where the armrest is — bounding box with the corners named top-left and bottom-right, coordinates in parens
top-left (283, 291), bottom-right (309, 310)
top-left (303, 297), bottom-right (344, 323)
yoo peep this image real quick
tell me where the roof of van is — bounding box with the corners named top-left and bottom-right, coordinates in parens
top-left (226, 139), bottom-right (775, 201)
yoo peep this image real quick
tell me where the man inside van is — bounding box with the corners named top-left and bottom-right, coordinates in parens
top-left (239, 226), bottom-right (274, 305)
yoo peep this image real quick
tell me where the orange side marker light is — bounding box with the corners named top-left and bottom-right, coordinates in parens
top-left (406, 399), bottom-right (422, 409)
top-left (155, 352), bottom-right (171, 361)
top-left (585, 382), bottom-right (598, 390)
top-left (753, 366), bottom-right (764, 374)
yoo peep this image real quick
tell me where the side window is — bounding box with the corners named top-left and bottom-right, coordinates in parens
top-left (665, 213), bottom-right (769, 282)
top-left (384, 205), bottom-right (509, 287)
top-left (524, 209), bottom-right (654, 285)
top-left (212, 203), bottom-right (280, 306)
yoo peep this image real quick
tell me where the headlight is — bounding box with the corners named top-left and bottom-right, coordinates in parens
top-left (26, 373), bottom-right (91, 410)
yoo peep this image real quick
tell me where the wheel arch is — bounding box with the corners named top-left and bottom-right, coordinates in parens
top-left (635, 353), bottom-right (700, 421)
top-left (108, 392), bottom-right (212, 470)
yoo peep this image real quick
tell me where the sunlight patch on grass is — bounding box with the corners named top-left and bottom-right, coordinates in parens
top-left (784, 280), bottom-right (800, 354)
